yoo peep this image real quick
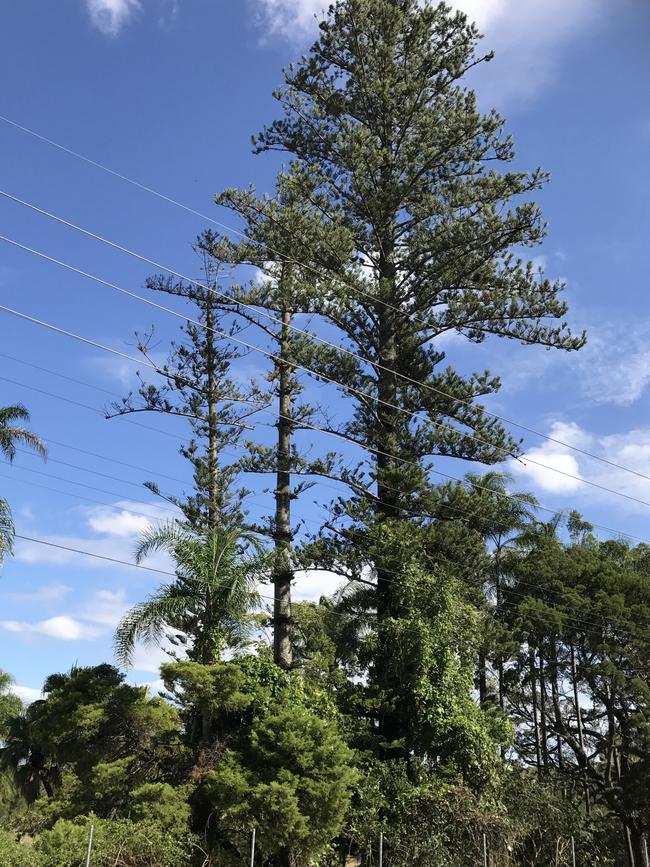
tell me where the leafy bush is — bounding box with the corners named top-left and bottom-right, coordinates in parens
top-left (35, 815), bottom-right (197, 867)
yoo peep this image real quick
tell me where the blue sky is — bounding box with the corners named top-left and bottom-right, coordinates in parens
top-left (0, 0), bottom-right (649, 701)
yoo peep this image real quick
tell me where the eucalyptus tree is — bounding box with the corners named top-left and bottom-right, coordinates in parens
top-left (251, 0), bottom-right (585, 752)
top-left (504, 532), bottom-right (650, 865)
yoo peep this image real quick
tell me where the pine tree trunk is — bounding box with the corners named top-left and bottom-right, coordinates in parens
top-left (205, 295), bottom-right (220, 529)
top-left (273, 304), bottom-right (294, 670)
top-left (374, 233), bottom-right (403, 755)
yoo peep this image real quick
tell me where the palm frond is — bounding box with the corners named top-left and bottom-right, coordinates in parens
top-left (0, 496), bottom-right (14, 563)
top-left (133, 520), bottom-right (185, 564)
top-left (0, 405), bottom-right (47, 462)
top-left (114, 587), bottom-right (195, 668)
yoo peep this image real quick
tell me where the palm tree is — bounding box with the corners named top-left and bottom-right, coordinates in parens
top-left (114, 522), bottom-right (268, 668)
top-left (464, 471), bottom-right (539, 711)
top-left (0, 713), bottom-right (59, 802)
top-left (0, 404), bottom-right (46, 562)
top-left (0, 498), bottom-right (13, 563)
top-left (0, 404), bottom-right (47, 462)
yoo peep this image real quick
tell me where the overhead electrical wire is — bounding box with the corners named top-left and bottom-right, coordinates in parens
top-left (0, 118), bottom-right (645, 485)
top-left (0, 356), bottom-right (642, 635)
top-left (1, 121), bottom-right (646, 659)
top-left (2, 225), bottom-right (650, 514)
top-left (2, 303), bottom-right (650, 549)
top-left (10, 529), bottom-right (647, 646)
top-left (0, 375), bottom-right (641, 635)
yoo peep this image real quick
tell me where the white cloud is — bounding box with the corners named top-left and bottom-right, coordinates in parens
top-left (510, 420), bottom-right (588, 494)
top-left (254, 0), bottom-right (326, 41)
top-left (292, 568), bottom-right (345, 601)
top-left (11, 685), bottom-right (44, 705)
top-left (4, 583), bottom-right (72, 604)
top-left (450, 0), bottom-right (606, 105)
top-left (510, 421), bottom-right (650, 511)
top-left (85, 0), bottom-right (141, 36)
top-left (513, 449), bottom-right (583, 495)
top-left (81, 589), bottom-right (130, 627)
top-left (87, 507), bottom-right (153, 538)
top-left (0, 615), bottom-right (103, 641)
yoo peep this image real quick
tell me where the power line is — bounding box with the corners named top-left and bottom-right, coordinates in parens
top-left (10, 529), bottom-right (646, 645)
top-left (0, 469), bottom-right (174, 524)
top-left (0, 119), bottom-right (644, 486)
top-left (3, 302), bottom-right (650, 550)
top-left (9, 461), bottom-right (180, 517)
top-left (2, 227), bottom-right (650, 514)
top-left (14, 446), bottom-right (182, 495)
top-left (0, 351), bottom-right (118, 398)
top-left (0, 379), bottom-right (637, 634)
top-left (14, 533), bottom-right (175, 576)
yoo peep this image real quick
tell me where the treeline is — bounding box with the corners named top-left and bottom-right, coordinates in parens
top-left (1, 1), bottom-right (648, 865)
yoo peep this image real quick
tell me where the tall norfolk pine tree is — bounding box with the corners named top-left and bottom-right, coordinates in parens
top-left (111, 242), bottom-right (257, 531)
top-left (252, 0), bottom-right (585, 749)
top-left (214, 165), bottom-right (354, 669)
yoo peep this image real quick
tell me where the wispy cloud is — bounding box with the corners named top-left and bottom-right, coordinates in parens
top-left (253, 0), bottom-right (326, 42)
top-left (80, 589), bottom-right (130, 627)
top-left (0, 615), bottom-right (103, 641)
top-left (14, 500), bottom-right (176, 571)
top-left (85, 0), bottom-right (141, 36)
top-left (3, 583), bottom-right (72, 604)
top-left (577, 323), bottom-right (650, 407)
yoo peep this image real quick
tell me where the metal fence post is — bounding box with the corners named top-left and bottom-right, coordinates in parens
top-left (483, 832), bottom-right (488, 867)
top-left (250, 828), bottom-right (256, 867)
top-left (571, 836), bottom-right (576, 867)
top-left (379, 831), bottom-right (383, 867)
top-left (84, 823), bottom-right (94, 867)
